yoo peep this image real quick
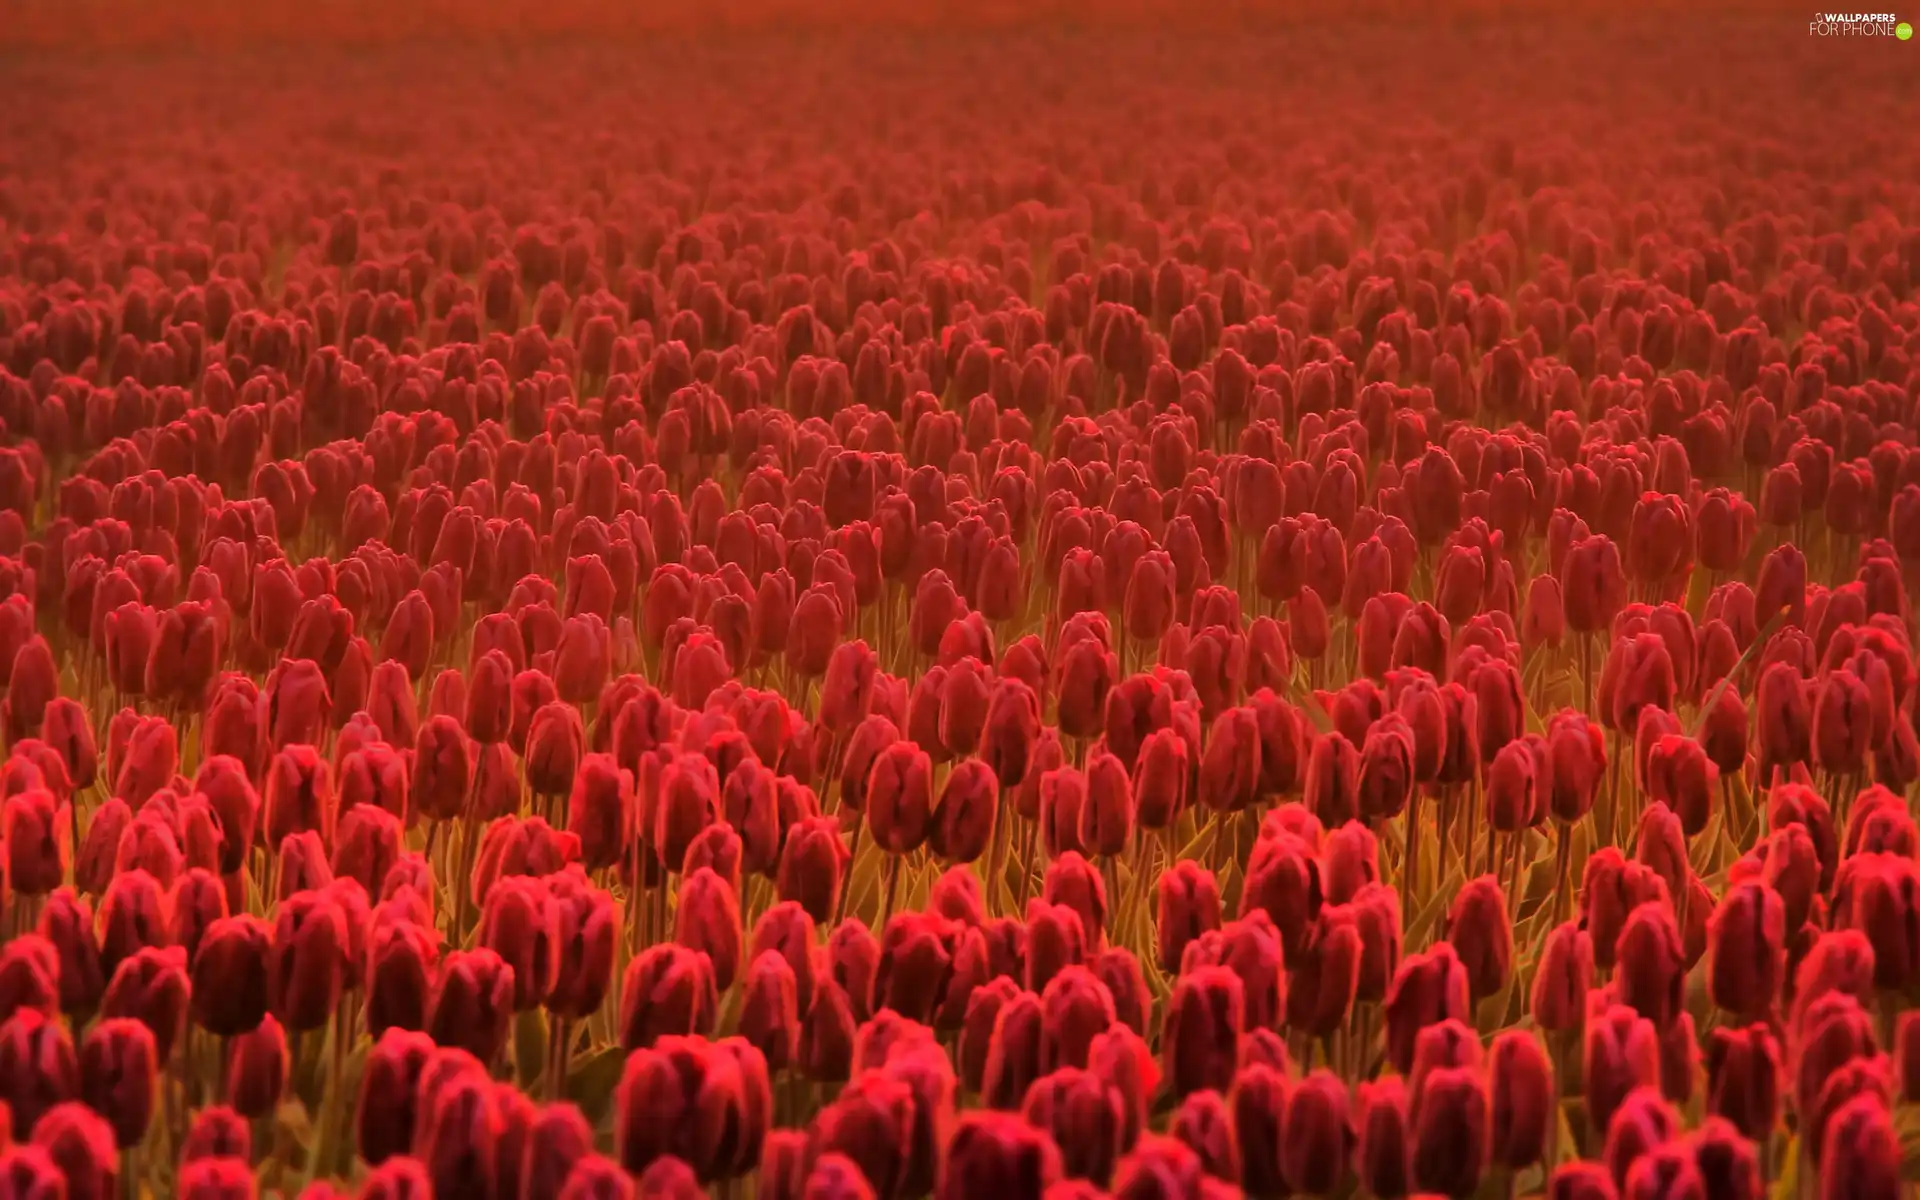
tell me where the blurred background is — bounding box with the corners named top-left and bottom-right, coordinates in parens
top-left (0, 0), bottom-right (1820, 50)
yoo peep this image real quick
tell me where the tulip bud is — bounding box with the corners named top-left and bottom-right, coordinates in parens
top-left (181, 1104), bottom-right (251, 1164)
top-left (980, 679), bottom-right (1042, 792)
top-left (1196, 706), bottom-right (1261, 815)
top-left (1155, 863), bottom-right (1222, 975)
top-left (938, 1110), bottom-right (1062, 1200)
top-left (364, 906), bottom-right (437, 1042)
top-left (110, 710), bottom-right (176, 806)
top-left (806, 1072), bottom-right (917, 1198)
top-left (1302, 731), bottom-right (1359, 827)
top-left (1383, 943), bottom-right (1471, 1074)
top-left (355, 1028), bottom-right (437, 1165)
top-left (264, 888), bottom-right (348, 1035)
top-left (427, 948), bottom-right (515, 1065)
top-left (1523, 918), bottom-right (1591, 1032)
top-left (1704, 1023), bottom-right (1780, 1143)
top-left (479, 875), bottom-right (561, 1010)
top-left (412, 715), bottom-right (472, 825)
top-left (1614, 901), bottom-right (1686, 1030)
top-left (1161, 966), bottom-right (1241, 1098)
top-left (331, 805), bottom-right (403, 899)
top-left (525, 700), bottom-right (585, 800)
top-left (185, 895), bottom-right (280, 1032)
top-left (778, 816), bottom-right (849, 924)
top-left (222, 1014), bottom-right (286, 1120)
top-left (1278, 1070), bottom-right (1353, 1195)
top-left (415, 1069), bottom-right (501, 1198)
top-left (1355, 714), bottom-right (1414, 822)
top-left (1165, 1089), bottom-right (1236, 1184)
top-left (30, 1102), bottom-right (116, 1200)
top-left (618, 945), bottom-right (717, 1051)
top-left (1703, 879), bottom-right (1785, 1022)
top-left (1440, 877), bottom-right (1509, 1004)
top-left (1584, 1005), bottom-right (1660, 1140)
top-left (1561, 535), bottom-right (1625, 635)
top-left (1486, 1030), bottom-right (1553, 1172)
top-left (1816, 1095), bottom-right (1901, 1200)
top-left (654, 753), bottom-right (719, 875)
top-left (866, 743), bottom-right (934, 858)
top-left (1022, 1067), bottom-right (1126, 1186)
top-left (1410, 1064), bottom-right (1488, 1199)
top-left (73, 1017), bottom-right (154, 1150)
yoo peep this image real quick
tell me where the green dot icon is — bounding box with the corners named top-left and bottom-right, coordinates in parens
top-left (1900, 20), bottom-right (1915, 38)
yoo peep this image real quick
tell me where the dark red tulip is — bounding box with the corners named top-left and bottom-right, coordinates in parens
top-left (618, 944), bottom-right (717, 1051)
top-left (1197, 706), bottom-right (1261, 814)
top-left (1816, 1095), bottom-right (1901, 1200)
top-left (365, 915), bottom-right (437, 1039)
top-left (1485, 1030), bottom-right (1553, 1172)
top-left (778, 816), bottom-right (849, 924)
top-left (654, 753), bottom-right (719, 874)
top-left (355, 1028), bottom-right (437, 1165)
top-left (1531, 920), bottom-right (1593, 1033)
top-left (1410, 1065), bottom-right (1487, 1199)
top-left (1303, 731), bottom-right (1359, 826)
top-left (262, 744), bottom-right (333, 853)
top-left (1561, 535), bottom-right (1625, 635)
top-left (73, 1013), bottom-right (153, 1144)
top-left (1600, 1086), bottom-right (1678, 1192)
top-left (1585, 1004), bottom-right (1660, 1139)
top-left (1389, 599), bottom-right (1450, 678)
top-left (1022, 1067), bottom-right (1126, 1185)
top-left (267, 889), bottom-right (348, 1034)
top-left (112, 715), bottom-right (177, 807)
top-left (190, 914), bottom-right (271, 1037)
top-left (1550, 1161), bottom-right (1620, 1200)
top-left (1278, 1070), bottom-right (1353, 1196)
top-left (526, 700), bottom-right (585, 799)
top-left (1705, 1023), bottom-right (1780, 1142)
top-left (30, 1102), bottom-right (116, 1200)
top-left (42, 699), bottom-right (98, 792)
top-left (3, 790), bottom-right (64, 897)
top-left (1160, 966), bottom-right (1241, 1097)
top-left (936, 1109), bottom-right (1061, 1200)
top-left (1156, 863), bottom-right (1222, 975)
top-left (224, 1014), bottom-right (287, 1119)
top-left (674, 867), bottom-right (742, 991)
top-left (97, 870), bottom-right (170, 987)
top-left (1383, 943), bottom-right (1471, 1074)
top-left (479, 874), bottom-right (561, 1010)
top-left (930, 758), bottom-right (997, 865)
top-left (1133, 726), bottom-right (1190, 830)
top-left (332, 804), bottom-right (403, 897)
top-left (1354, 1076), bottom-right (1410, 1200)
top-left (427, 948), bottom-right (515, 1064)
top-left (867, 742), bottom-right (934, 856)
top-left (181, 1104), bottom-right (251, 1164)
top-left (338, 743), bottom-right (410, 826)
top-left (1446, 876), bottom-right (1511, 1002)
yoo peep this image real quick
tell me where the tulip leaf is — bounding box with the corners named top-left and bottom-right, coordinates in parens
top-left (566, 1044), bottom-right (628, 1125)
top-left (516, 1006), bottom-right (549, 1087)
top-left (1769, 1136), bottom-right (1798, 1200)
top-left (1555, 1102), bottom-right (1580, 1164)
top-left (1688, 607), bottom-right (1789, 740)
top-left (1689, 810), bottom-right (1723, 875)
top-left (1175, 822), bottom-right (1215, 864)
top-left (1404, 861), bottom-right (1462, 947)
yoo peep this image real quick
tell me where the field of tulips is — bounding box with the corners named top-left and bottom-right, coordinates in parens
top-left (1, 12), bottom-right (1919, 1200)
